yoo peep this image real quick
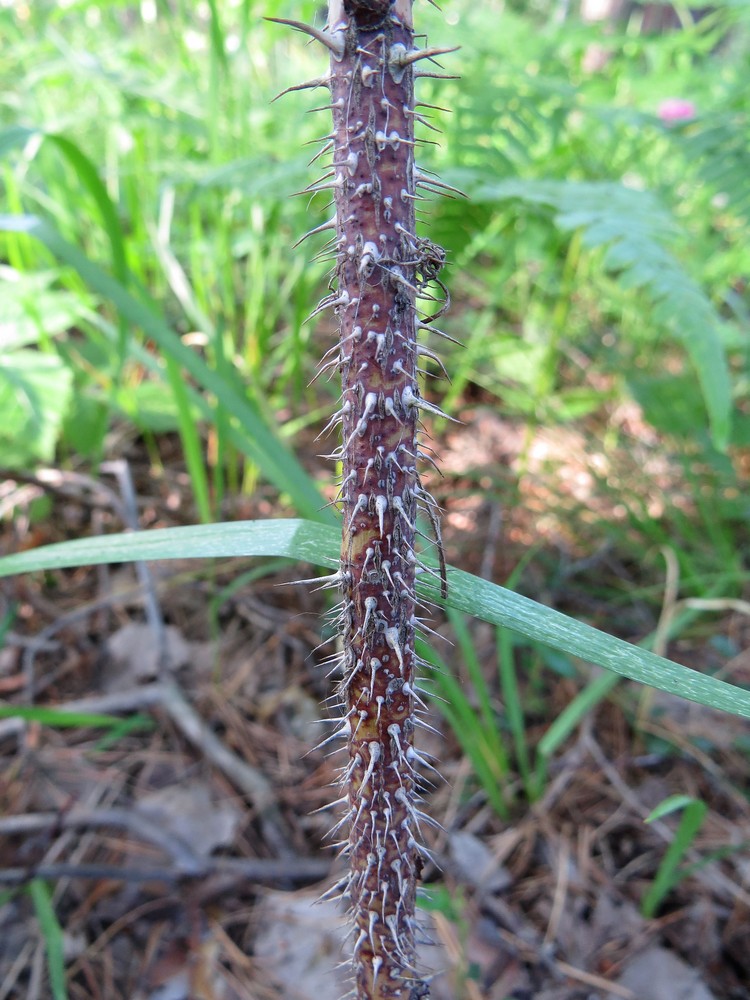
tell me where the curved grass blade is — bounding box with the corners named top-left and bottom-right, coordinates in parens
top-left (1, 519), bottom-right (749, 721)
top-left (0, 127), bottom-right (130, 363)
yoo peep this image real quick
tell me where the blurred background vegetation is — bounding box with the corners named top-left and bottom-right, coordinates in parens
top-left (1, 0), bottom-right (748, 589)
top-left (2, 2), bottom-right (750, 994)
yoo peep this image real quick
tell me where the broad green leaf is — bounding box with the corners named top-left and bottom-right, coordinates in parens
top-left (2, 518), bottom-right (750, 722)
top-left (0, 270), bottom-right (90, 349)
top-left (0, 349), bottom-right (73, 466)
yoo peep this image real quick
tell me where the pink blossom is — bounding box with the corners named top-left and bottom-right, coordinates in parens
top-left (657, 98), bottom-right (696, 124)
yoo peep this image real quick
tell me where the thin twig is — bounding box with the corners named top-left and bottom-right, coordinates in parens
top-left (0, 857), bottom-right (329, 887)
top-left (0, 808), bottom-right (205, 874)
top-left (101, 459), bottom-right (169, 675)
top-left (0, 467), bottom-right (127, 518)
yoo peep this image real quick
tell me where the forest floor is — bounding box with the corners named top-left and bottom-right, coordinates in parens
top-left (2, 401), bottom-right (750, 1000)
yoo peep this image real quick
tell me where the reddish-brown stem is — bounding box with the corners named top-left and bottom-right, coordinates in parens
top-left (285, 0), bottom-right (450, 994)
top-left (330, 3), bottom-right (430, 996)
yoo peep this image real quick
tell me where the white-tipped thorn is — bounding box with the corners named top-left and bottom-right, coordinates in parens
top-left (375, 495), bottom-right (388, 538)
top-left (371, 955), bottom-right (383, 990)
top-left (415, 169), bottom-right (468, 199)
top-left (305, 289), bottom-right (350, 324)
top-left (316, 400), bottom-right (351, 440)
top-left (401, 384), bottom-right (460, 423)
top-left (347, 493), bottom-right (369, 532)
top-left (271, 75), bottom-right (331, 102)
top-left (281, 571), bottom-right (342, 590)
top-left (265, 18), bottom-right (346, 59)
top-left (416, 321), bottom-right (463, 345)
top-left (390, 43), bottom-right (460, 69)
top-left (310, 794), bottom-right (349, 816)
top-left (292, 216), bottom-right (337, 248)
top-left (416, 344), bottom-right (451, 380)
top-left (414, 70), bottom-right (461, 80)
top-left (402, 681), bottom-right (428, 711)
top-left (311, 718), bottom-right (351, 752)
top-left (384, 627), bottom-right (405, 674)
top-left (357, 740), bottom-right (381, 798)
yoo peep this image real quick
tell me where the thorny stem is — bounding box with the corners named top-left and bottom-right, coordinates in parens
top-left (281, 1), bottom-right (452, 996)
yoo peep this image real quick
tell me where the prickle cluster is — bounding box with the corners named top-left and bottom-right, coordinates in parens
top-left (273, 1), bottom-right (457, 997)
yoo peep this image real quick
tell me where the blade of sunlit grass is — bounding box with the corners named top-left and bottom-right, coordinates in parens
top-left (164, 353), bottom-right (213, 523)
top-left (418, 637), bottom-right (510, 818)
top-left (497, 627), bottom-right (535, 799)
top-left (2, 519), bottom-right (750, 722)
top-left (641, 795), bottom-right (708, 919)
top-left (28, 881), bottom-right (67, 1000)
top-left (448, 609), bottom-right (509, 776)
top-left (0, 705), bottom-right (152, 730)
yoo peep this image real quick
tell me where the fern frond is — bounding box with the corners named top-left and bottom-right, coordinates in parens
top-left (459, 176), bottom-right (733, 449)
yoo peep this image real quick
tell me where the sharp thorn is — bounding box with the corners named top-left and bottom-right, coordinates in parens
top-left (271, 76), bottom-right (331, 102)
top-left (265, 18), bottom-right (346, 59)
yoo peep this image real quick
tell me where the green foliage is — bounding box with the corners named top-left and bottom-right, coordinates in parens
top-left (420, 621), bottom-right (512, 819)
top-left (0, 703), bottom-right (152, 732)
top-left (28, 880), bottom-right (68, 1000)
top-left (0, 271), bottom-right (76, 467)
top-left (457, 178), bottom-right (733, 447)
top-left (0, 214), bottom-right (331, 524)
top-left (0, 2), bottom-right (329, 502)
top-left (641, 794), bottom-right (708, 919)
top-left (1, 0), bottom-right (748, 546)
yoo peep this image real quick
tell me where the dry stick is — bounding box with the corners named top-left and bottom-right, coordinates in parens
top-left (0, 808), bottom-right (207, 874)
top-left (0, 799), bottom-right (329, 885)
top-left (280, 2), bottom-right (454, 996)
top-left (0, 861), bottom-right (329, 886)
top-left (101, 459), bottom-right (170, 674)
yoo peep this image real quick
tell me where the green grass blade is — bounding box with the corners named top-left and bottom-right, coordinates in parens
top-left (645, 794), bottom-right (698, 824)
top-left (28, 881), bottom-right (68, 1000)
top-left (204, 0), bottom-right (228, 71)
top-left (0, 129), bottom-right (128, 283)
top-left (641, 797), bottom-right (708, 919)
top-left (0, 705), bottom-right (152, 729)
top-left (44, 134), bottom-right (129, 284)
top-left (2, 519), bottom-right (750, 721)
top-left (418, 638), bottom-right (509, 817)
top-left (447, 609), bottom-right (507, 769)
top-left (496, 627), bottom-right (534, 797)
top-left (536, 672), bottom-right (619, 760)
top-left (441, 564), bottom-right (750, 720)
top-left (164, 353), bottom-right (212, 523)
top-left (93, 714), bottom-right (155, 751)
top-left (0, 214), bottom-right (331, 524)
top-left (0, 128), bottom-right (130, 364)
